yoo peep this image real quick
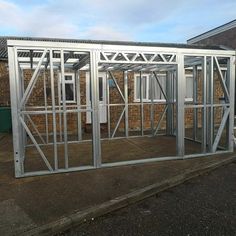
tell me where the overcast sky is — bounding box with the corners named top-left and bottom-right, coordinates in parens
top-left (0, 0), bottom-right (235, 43)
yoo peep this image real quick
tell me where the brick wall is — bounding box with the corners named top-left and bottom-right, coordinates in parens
top-left (0, 61), bottom-right (225, 136)
top-left (0, 61), bottom-right (10, 106)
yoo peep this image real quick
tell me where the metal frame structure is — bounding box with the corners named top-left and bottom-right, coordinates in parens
top-left (7, 39), bottom-right (235, 177)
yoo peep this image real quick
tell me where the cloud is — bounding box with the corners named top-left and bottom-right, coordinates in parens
top-left (81, 26), bottom-right (132, 41)
top-left (0, 0), bottom-right (236, 42)
top-left (0, 0), bottom-right (80, 38)
top-left (45, 0), bottom-right (187, 27)
top-left (0, 1), bottom-right (22, 27)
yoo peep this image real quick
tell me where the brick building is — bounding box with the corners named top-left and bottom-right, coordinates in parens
top-left (188, 19), bottom-right (236, 112)
top-left (187, 19), bottom-right (236, 49)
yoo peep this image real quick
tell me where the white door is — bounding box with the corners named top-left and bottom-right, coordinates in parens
top-left (86, 72), bottom-right (107, 123)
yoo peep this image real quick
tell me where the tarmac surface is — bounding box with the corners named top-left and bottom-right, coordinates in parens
top-left (66, 161), bottom-right (236, 236)
top-left (0, 134), bottom-right (236, 235)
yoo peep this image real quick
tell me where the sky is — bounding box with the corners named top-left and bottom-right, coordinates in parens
top-left (0, 0), bottom-right (236, 43)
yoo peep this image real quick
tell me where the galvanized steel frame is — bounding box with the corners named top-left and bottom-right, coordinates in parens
top-left (7, 39), bottom-right (235, 177)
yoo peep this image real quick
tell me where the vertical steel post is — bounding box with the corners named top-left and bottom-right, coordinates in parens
top-left (172, 71), bottom-right (176, 135)
top-left (19, 65), bottom-right (26, 158)
top-left (106, 71), bottom-right (111, 138)
top-left (124, 71), bottom-right (129, 137)
top-left (193, 65), bottom-right (198, 141)
top-left (43, 69), bottom-right (49, 144)
top-left (201, 56), bottom-right (207, 153)
top-left (60, 50), bottom-right (69, 168)
top-left (150, 72), bottom-right (154, 136)
top-left (207, 57), bottom-right (214, 152)
top-left (140, 71), bottom-right (144, 136)
top-left (90, 50), bottom-right (101, 167)
top-left (8, 46), bottom-right (24, 177)
top-left (49, 49), bottom-right (58, 170)
top-left (176, 54), bottom-right (185, 157)
top-left (57, 68), bottom-right (63, 142)
top-left (76, 70), bottom-right (82, 141)
top-left (166, 71), bottom-right (173, 136)
top-left (16, 54), bottom-right (25, 169)
top-left (228, 55), bottom-right (235, 152)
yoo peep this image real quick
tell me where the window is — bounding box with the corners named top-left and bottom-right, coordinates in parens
top-left (134, 73), bottom-right (166, 102)
top-left (134, 73), bottom-right (193, 102)
top-left (152, 74), bottom-right (166, 101)
top-left (185, 75), bottom-right (193, 101)
top-left (135, 74), bottom-right (149, 101)
top-left (60, 73), bottom-right (76, 103)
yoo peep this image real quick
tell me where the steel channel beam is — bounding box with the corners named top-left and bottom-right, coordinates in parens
top-left (49, 49), bottom-right (58, 170)
top-left (17, 50), bottom-right (25, 171)
top-left (171, 71), bottom-right (176, 135)
top-left (214, 56), bottom-right (230, 101)
top-left (207, 57), bottom-right (214, 152)
top-left (8, 46), bottom-right (24, 177)
top-left (26, 114), bottom-right (45, 144)
top-left (20, 50), bottom-right (47, 108)
top-left (108, 71), bottom-right (125, 102)
top-left (57, 68), bottom-right (63, 142)
top-left (43, 69), bottom-right (49, 143)
top-left (140, 71), bottom-right (144, 136)
top-left (227, 56), bottom-right (235, 152)
top-left (192, 65), bottom-right (198, 141)
top-left (185, 103), bottom-right (230, 108)
top-left (18, 148), bottom-right (229, 177)
top-left (124, 71), bottom-right (129, 137)
top-left (18, 62), bottom-right (25, 161)
top-left (166, 71), bottom-right (173, 135)
top-left (19, 117), bottom-right (53, 171)
top-left (111, 107), bottom-right (125, 138)
top-left (212, 108), bottom-right (230, 152)
top-left (106, 72), bottom-right (111, 138)
top-left (201, 56), bottom-right (207, 153)
top-left (19, 66), bottom-right (26, 159)
top-left (60, 50), bottom-right (69, 169)
top-left (8, 39), bottom-right (236, 57)
top-left (76, 70), bottom-right (82, 141)
top-left (154, 105), bottom-right (168, 136)
top-left (176, 53), bottom-right (185, 157)
top-left (150, 73), bottom-right (154, 135)
top-left (153, 71), bottom-right (167, 100)
top-left (26, 133), bottom-right (167, 148)
top-left (90, 50), bottom-right (101, 168)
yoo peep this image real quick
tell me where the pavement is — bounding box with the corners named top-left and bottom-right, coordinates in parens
top-left (0, 134), bottom-right (236, 236)
top-left (71, 161), bottom-right (236, 236)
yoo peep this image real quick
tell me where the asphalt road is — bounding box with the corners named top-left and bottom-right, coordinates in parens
top-left (63, 161), bottom-right (236, 236)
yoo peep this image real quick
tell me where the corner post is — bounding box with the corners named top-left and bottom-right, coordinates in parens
top-left (8, 46), bottom-right (24, 177)
top-left (228, 55), bottom-right (235, 152)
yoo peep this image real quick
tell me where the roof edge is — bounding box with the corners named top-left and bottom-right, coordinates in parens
top-left (0, 36), bottom-right (229, 60)
top-left (187, 19), bottom-right (236, 44)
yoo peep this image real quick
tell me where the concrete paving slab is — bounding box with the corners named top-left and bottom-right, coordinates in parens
top-left (0, 199), bottom-right (36, 236)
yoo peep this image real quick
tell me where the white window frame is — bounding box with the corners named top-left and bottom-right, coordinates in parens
top-left (185, 74), bottom-right (194, 102)
top-left (134, 73), bottom-right (149, 102)
top-left (59, 72), bottom-right (76, 104)
top-left (134, 73), bottom-right (167, 103)
top-left (134, 73), bottom-right (194, 102)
